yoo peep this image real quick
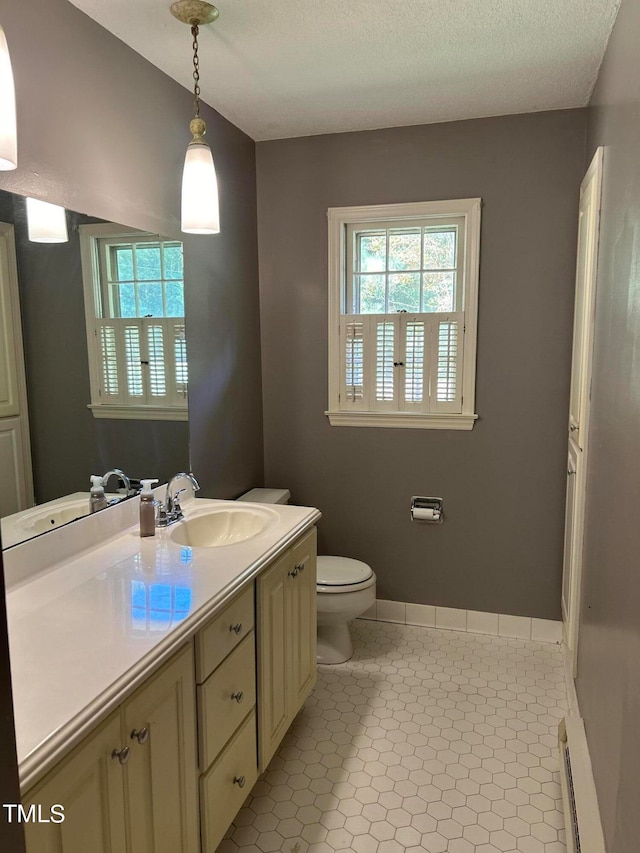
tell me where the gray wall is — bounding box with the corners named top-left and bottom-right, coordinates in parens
top-left (577, 1), bottom-right (640, 850)
top-left (257, 110), bottom-right (586, 619)
top-left (0, 0), bottom-right (263, 499)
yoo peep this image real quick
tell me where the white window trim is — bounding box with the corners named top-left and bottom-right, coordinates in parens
top-left (326, 198), bottom-right (481, 430)
top-left (88, 403), bottom-right (188, 422)
top-left (79, 222), bottom-right (188, 422)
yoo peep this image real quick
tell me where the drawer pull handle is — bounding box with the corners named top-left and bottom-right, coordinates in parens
top-left (112, 746), bottom-right (130, 766)
top-left (229, 623), bottom-right (243, 634)
top-left (131, 727), bottom-right (149, 745)
top-left (231, 691), bottom-right (244, 703)
top-left (295, 563), bottom-right (305, 572)
top-left (288, 568), bottom-right (299, 578)
top-left (233, 775), bottom-right (246, 788)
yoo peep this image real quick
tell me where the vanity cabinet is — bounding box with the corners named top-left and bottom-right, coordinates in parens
top-left (22, 526), bottom-right (318, 853)
top-left (257, 527), bottom-right (317, 769)
top-left (198, 528), bottom-right (317, 848)
top-left (23, 644), bottom-right (198, 853)
top-left (196, 586), bottom-right (259, 853)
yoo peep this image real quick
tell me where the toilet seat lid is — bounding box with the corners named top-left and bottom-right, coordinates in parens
top-left (316, 556), bottom-right (373, 586)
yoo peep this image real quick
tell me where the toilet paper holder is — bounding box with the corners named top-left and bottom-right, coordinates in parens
top-left (410, 496), bottom-right (444, 524)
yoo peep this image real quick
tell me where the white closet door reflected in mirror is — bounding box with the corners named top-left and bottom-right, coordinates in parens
top-left (0, 221), bottom-right (32, 519)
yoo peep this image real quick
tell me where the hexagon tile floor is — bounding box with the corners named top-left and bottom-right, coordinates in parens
top-left (217, 619), bottom-right (568, 853)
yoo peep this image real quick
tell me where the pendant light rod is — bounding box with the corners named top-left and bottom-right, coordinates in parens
top-left (191, 23), bottom-right (202, 119)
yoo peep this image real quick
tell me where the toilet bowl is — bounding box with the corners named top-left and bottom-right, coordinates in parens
top-left (316, 556), bottom-right (376, 665)
top-left (236, 489), bottom-right (376, 665)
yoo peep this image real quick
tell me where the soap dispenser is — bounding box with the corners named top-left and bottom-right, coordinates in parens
top-left (140, 478), bottom-right (159, 537)
top-left (89, 475), bottom-right (108, 513)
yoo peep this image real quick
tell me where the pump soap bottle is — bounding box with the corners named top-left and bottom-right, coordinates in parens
top-left (140, 478), bottom-right (159, 537)
top-left (89, 475), bottom-right (108, 513)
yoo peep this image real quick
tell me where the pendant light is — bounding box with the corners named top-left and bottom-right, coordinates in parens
top-left (170, 1), bottom-right (220, 234)
top-left (26, 198), bottom-right (69, 243)
top-left (0, 24), bottom-right (17, 170)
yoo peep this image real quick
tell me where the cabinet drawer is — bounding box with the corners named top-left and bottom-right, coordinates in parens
top-left (200, 710), bottom-right (258, 853)
top-left (195, 585), bottom-right (255, 682)
top-left (198, 631), bottom-right (256, 769)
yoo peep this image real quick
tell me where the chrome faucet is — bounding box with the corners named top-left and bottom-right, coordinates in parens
top-left (158, 472), bottom-right (200, 527)
top-left (103, 469), bottom-right (132, 502)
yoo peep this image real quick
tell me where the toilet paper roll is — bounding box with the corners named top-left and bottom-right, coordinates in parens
top-left (412, 507), bottom-right (438, 521)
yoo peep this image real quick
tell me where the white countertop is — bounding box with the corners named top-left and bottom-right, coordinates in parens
top-left (1, 491), bottom-right (123, 549)
top-left (5, 497), bottom-right (320, 792)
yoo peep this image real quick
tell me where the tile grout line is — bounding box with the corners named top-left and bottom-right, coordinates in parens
top-left (219, 619), bottom-right (569, 853)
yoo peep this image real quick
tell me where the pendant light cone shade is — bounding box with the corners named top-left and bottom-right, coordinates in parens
top-left (181, 140), bottom-right (220, 234)
top-left (0, 25), bottom-right (17, 171)
top-left (26, 198), bottom-right (69, 243)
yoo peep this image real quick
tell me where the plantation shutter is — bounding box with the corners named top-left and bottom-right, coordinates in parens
top-left (371, 317), bottom-right (398, 410)
top-left (169, 322), bottom-right (189, 405)
top-left (429, 312), bottom-right (464, 413)
top-left (401, 315), bottom-right (428, 411)
top-left (339, 312), bottom-right (464, 414)
top-left (96, 321), bottom-right (121, 403)
top-left (339, 317), bottom-right (369, 410)
top-left (94, 318), bottom-right (187, 407)
top-left (123, 322), bottom-right (144, 404)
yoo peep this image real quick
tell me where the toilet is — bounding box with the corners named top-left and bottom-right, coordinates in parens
top-left (237, 489), bottom-right (377, 665)
top-left (315, 556), bottom-right (376, 664)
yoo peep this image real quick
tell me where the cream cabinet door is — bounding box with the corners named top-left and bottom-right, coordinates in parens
top-left (257, 552), bottom-right (289, 770)
top-left (287, 528), bottom-right (317, 714)
top-left (23, 713), bottom-right (126, 853)
top-left (257, 529), bottom-right (318, 771)
top-left (123, 644), bottom-right (199, 853)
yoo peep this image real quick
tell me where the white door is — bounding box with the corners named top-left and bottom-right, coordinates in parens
top-left (0, 222), bottom-right (33, 519)
top-left (562, 148), bottom-right (603, 673)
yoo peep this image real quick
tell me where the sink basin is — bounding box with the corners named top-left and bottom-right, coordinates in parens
top-left (17, 500), bottom-right (90, 535)
top-left (168, 507), bottom-right (277, 548)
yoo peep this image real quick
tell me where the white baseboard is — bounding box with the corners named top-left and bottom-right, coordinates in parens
top-left (360, 598), bottom-right (563, 644)
top-left (559, 716), bottom-right (606, 853)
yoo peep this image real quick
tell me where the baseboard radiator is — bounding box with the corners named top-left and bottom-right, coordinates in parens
top-left (558, 717), bottom-right (606, 853)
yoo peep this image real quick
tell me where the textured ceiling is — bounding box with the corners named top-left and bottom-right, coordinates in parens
top-left (69, 0), bottom-right (620, 141)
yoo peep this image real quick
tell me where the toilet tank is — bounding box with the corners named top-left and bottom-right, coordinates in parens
top-left (237, 488), bottom-right (291, 505)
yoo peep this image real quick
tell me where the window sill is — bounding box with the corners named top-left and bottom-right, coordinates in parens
top-left (325, 411), bottom-right (477, 430)
top-left (88, 405), bottom-right (188, 422)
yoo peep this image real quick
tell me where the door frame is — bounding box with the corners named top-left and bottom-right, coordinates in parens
top-left (562, 147), bottom-right (603, 675)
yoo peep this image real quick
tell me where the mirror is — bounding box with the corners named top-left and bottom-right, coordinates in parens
top-left (0, 188), bottom-right (190, 548)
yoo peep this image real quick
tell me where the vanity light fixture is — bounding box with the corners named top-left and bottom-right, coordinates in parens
top-left (0, 24), bottom-right (17, 170)
top-left (26, 198), bottom-right (69, 243)
top-left (170, 0), bottom-right (220, 235)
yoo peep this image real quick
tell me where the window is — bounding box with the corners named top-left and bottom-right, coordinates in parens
top-left (327, 199), bottom-right (481, 429)
top-left (79, 223), bottom-right (188, 420)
